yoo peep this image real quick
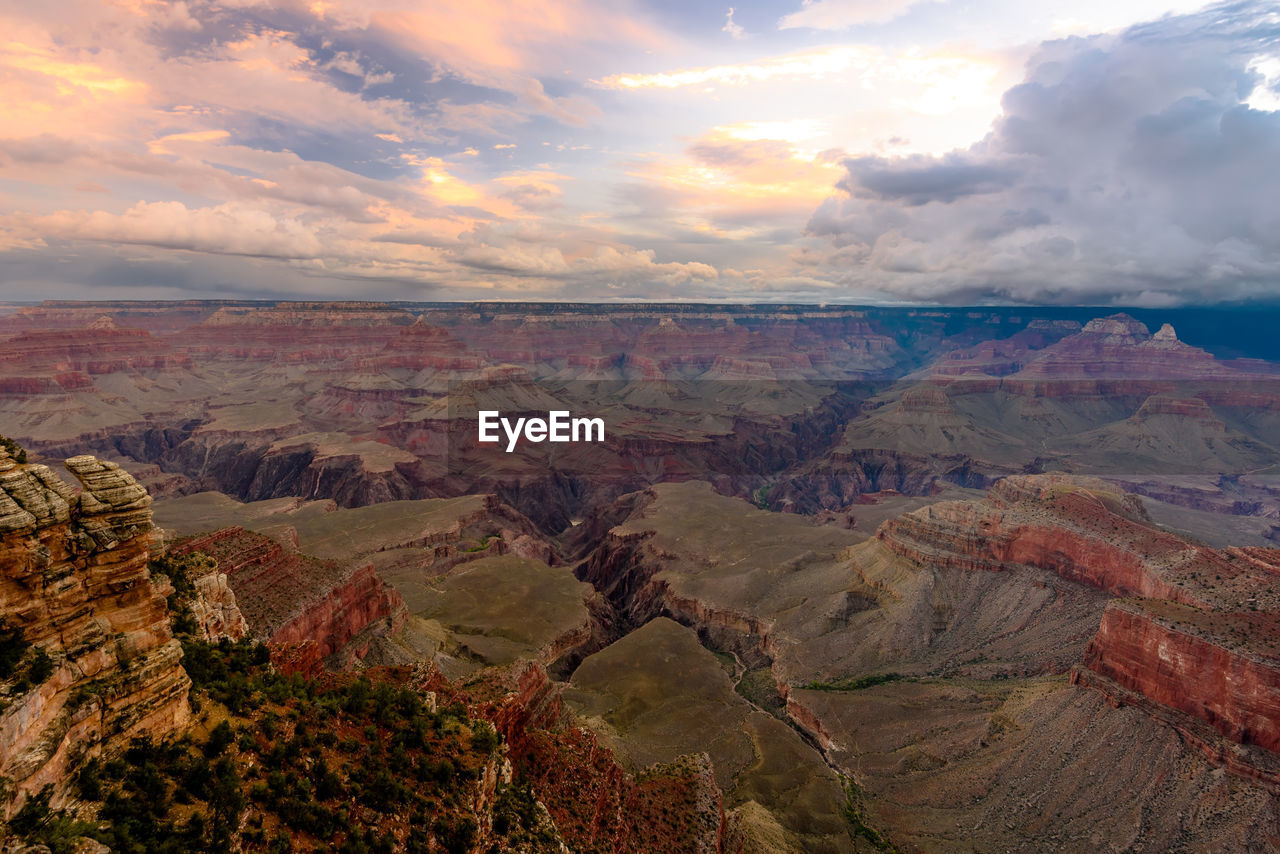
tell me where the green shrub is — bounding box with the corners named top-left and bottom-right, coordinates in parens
top-left (0, 434), bottom-right (27, 464)
top-left (0, 621), bottom-right (28, 680)
top-left (27, 647), bottom-right (55, 684)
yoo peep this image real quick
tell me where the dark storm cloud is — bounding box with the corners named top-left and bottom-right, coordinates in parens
top-left (0, 243), bottom-right (438, 302)
top-left (839, 155), bottom-right (1019, 204)
top-left (808, 1), bottom-right (1280, 305)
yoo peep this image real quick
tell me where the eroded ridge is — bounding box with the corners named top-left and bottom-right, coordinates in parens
top-left (0, 448), bottom-right (190, 817)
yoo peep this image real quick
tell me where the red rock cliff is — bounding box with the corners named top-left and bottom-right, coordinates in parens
top-left (173, 527), bottom-right (405, 663)
top-left (0, 450), bottom-right (190, 817)
top-left (877, 474), bottom-right (1226, 604)
top-left (1078, 600), bottom-right (1280, 756)
top-left (876, 473), bottom-right (1280, 770)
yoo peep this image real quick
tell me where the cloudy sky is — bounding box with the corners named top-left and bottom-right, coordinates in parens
top-left (0, 0), bottom-right (1277, 303)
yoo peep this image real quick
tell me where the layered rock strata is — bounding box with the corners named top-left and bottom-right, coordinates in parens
top-left (171, 527), bottom-right (405, 662)
top-left (459, 661), bottom-right (742, 854)
top-left (579, 476), bottom-right (1280, 848)
top-left (1076, 600), bottom-right (1280, 759)
top-left (878, 475), bottom-right (1280, 770)
top-left (0, 450), bottom-right (189, 816)
top-left (875, 474), bottom-right (1214, 602)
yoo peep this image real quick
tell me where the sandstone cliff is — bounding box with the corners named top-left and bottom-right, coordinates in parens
top-left (1076, 600), bottom-right (1280, 761)
top-left (875, 475), bottom-right (1280, 774)
top-left (0, 450), bottom-right (189, 817)
top-left (171, 527), bottom-right (405, 664)
top-left (460, 660), bottom-right (742, 854)
top-left (875, 474), bottom-right (1212, 601)
top-left (579, 477), bottom-right (1280, 849)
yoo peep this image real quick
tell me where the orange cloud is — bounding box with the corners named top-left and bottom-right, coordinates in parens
top-left (147, 129), bottom-right (231, 154)
top-left (596, 46), bottom-right (879, 90)
top-left (365, 0), bottom-right (666, 78)
top-left (624, 125), bottom-right (846, 236)
top-left (2, 41), bottom-right (146, 96)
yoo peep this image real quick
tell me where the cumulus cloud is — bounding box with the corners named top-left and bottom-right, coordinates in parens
top-left (805, 2), bottom-right (1280, 304)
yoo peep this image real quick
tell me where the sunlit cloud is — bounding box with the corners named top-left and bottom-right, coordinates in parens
top-left (778, 0), bottom-right (920, 30)
top-left (617, 124), bottom-right (847, 247)
top-left (147, 130), bottom-right (231, 154)
top-left (723, 7), bottom-right (746, 39)
top-left (804, 3), bottom-right (1280, 305)
top-left (0, 0), bottom-right (1262, 302)
top-left (596, 46), bottom-right (878, 89)
top-left (1047, 0), bottom-right (1212, 35)
top-left (1247, 55), bottom-right (1280, 112)
top-left (595, 43), bottom-right (1009, 122)
top-left (1, 42), bottom-right (145, 96)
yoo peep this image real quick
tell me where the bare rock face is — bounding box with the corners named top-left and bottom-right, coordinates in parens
top-left (1007, 313), bottom-right (1237, 390)
top-left (875, 474), bottom-right (1211, 601)
top-left (468, 661), bottom-right (739, 854)
top-left (872, 473), bottom-right (1280, 771)
top-left (180, 303), bottom-right (416, 362)
top-left (0, 448), bottom-right (190, 818)
top-left (171, 550), bottom-right (249, 641)
top-left (1077, 600), bottom-right (1280, 761)
top-left (171, 527), bottom-right (405, 662)
top-left (0, 324), bottom-right (189, 377)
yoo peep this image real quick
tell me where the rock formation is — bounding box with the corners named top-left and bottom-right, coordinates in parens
top-left (170, 527), bottom-right (405, 663)
top-left (1076, 600), bottom-right (1280, 763)
top-left (875, 475), bottom-right (1280, 775)
top-left (0, 450), bottom-right (189, 817)
top-left (460, 660), bottom-right (743, 854)
top-left (163, 550), bottom-right (249, 641)
top-left (876, 474), bottom-right (1210, 601)
top-left (573, 476), bottom-right (1280, 849)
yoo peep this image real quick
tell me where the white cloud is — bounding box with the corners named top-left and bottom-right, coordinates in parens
top-left (36, 201), bottom-right (329, 259)
top-left (804, 4), bottom-right (1280, 305)
top-left (778, 0), bottom-right (920, 30)
top-left (723, 7), bottom-right (745, 39)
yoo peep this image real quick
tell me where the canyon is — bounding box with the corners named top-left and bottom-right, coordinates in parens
top-left (4, 302), bottom-right (1280, 851)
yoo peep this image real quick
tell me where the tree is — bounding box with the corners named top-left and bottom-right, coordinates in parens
top-left (207, 757), bottom-right (245, 848)
top-left (0, 434), bottom-right (27, 464)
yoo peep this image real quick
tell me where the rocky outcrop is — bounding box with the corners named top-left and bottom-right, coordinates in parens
top-left (269, 562), bottom-right (405, 659)
top-left (876, 474), bottom-right (1227, 603)
top-left (868, 478), bottom-right (1280, 769)
top-left (1107, 474), bottom-right (1280, 523)
top-left (1075, 600), bottom-right (1280, 771)
top-left (1002, 315), bottom-right (1241, 392)
top-left (0, 324), bottom-right (190, 376)
top-left (179, 303), bottom-right (416, 362)
top-left (362, 316), bottom-right (483, 372)
top-left (858, 474), bottom-right (1280, 778)
top-left (167, 550), bottom-right (248, 641)
top-left (464, 661), bottom-right (739, 854)
top-left (171, 527), bottom-right (405, 663)
top-left (0, 450), bottom-right (189, 817)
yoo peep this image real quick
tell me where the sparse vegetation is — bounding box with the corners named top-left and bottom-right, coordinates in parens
top-left (734, 666), bottom-right (788, 718)
top-left (0, 433), bottom-right (27, 464)
top-left (8, 635), bottom-right (545, 853)
top-left (840, 776), bottom-right (898, 852)
top-left (464, 534), bottom-right (499, 553)
top-left (0, 620), bottom-right (28, 680)
top-left (801, 672), bottom-right (903, 692)
top-left (0, 622), bottom-right (56, 692)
